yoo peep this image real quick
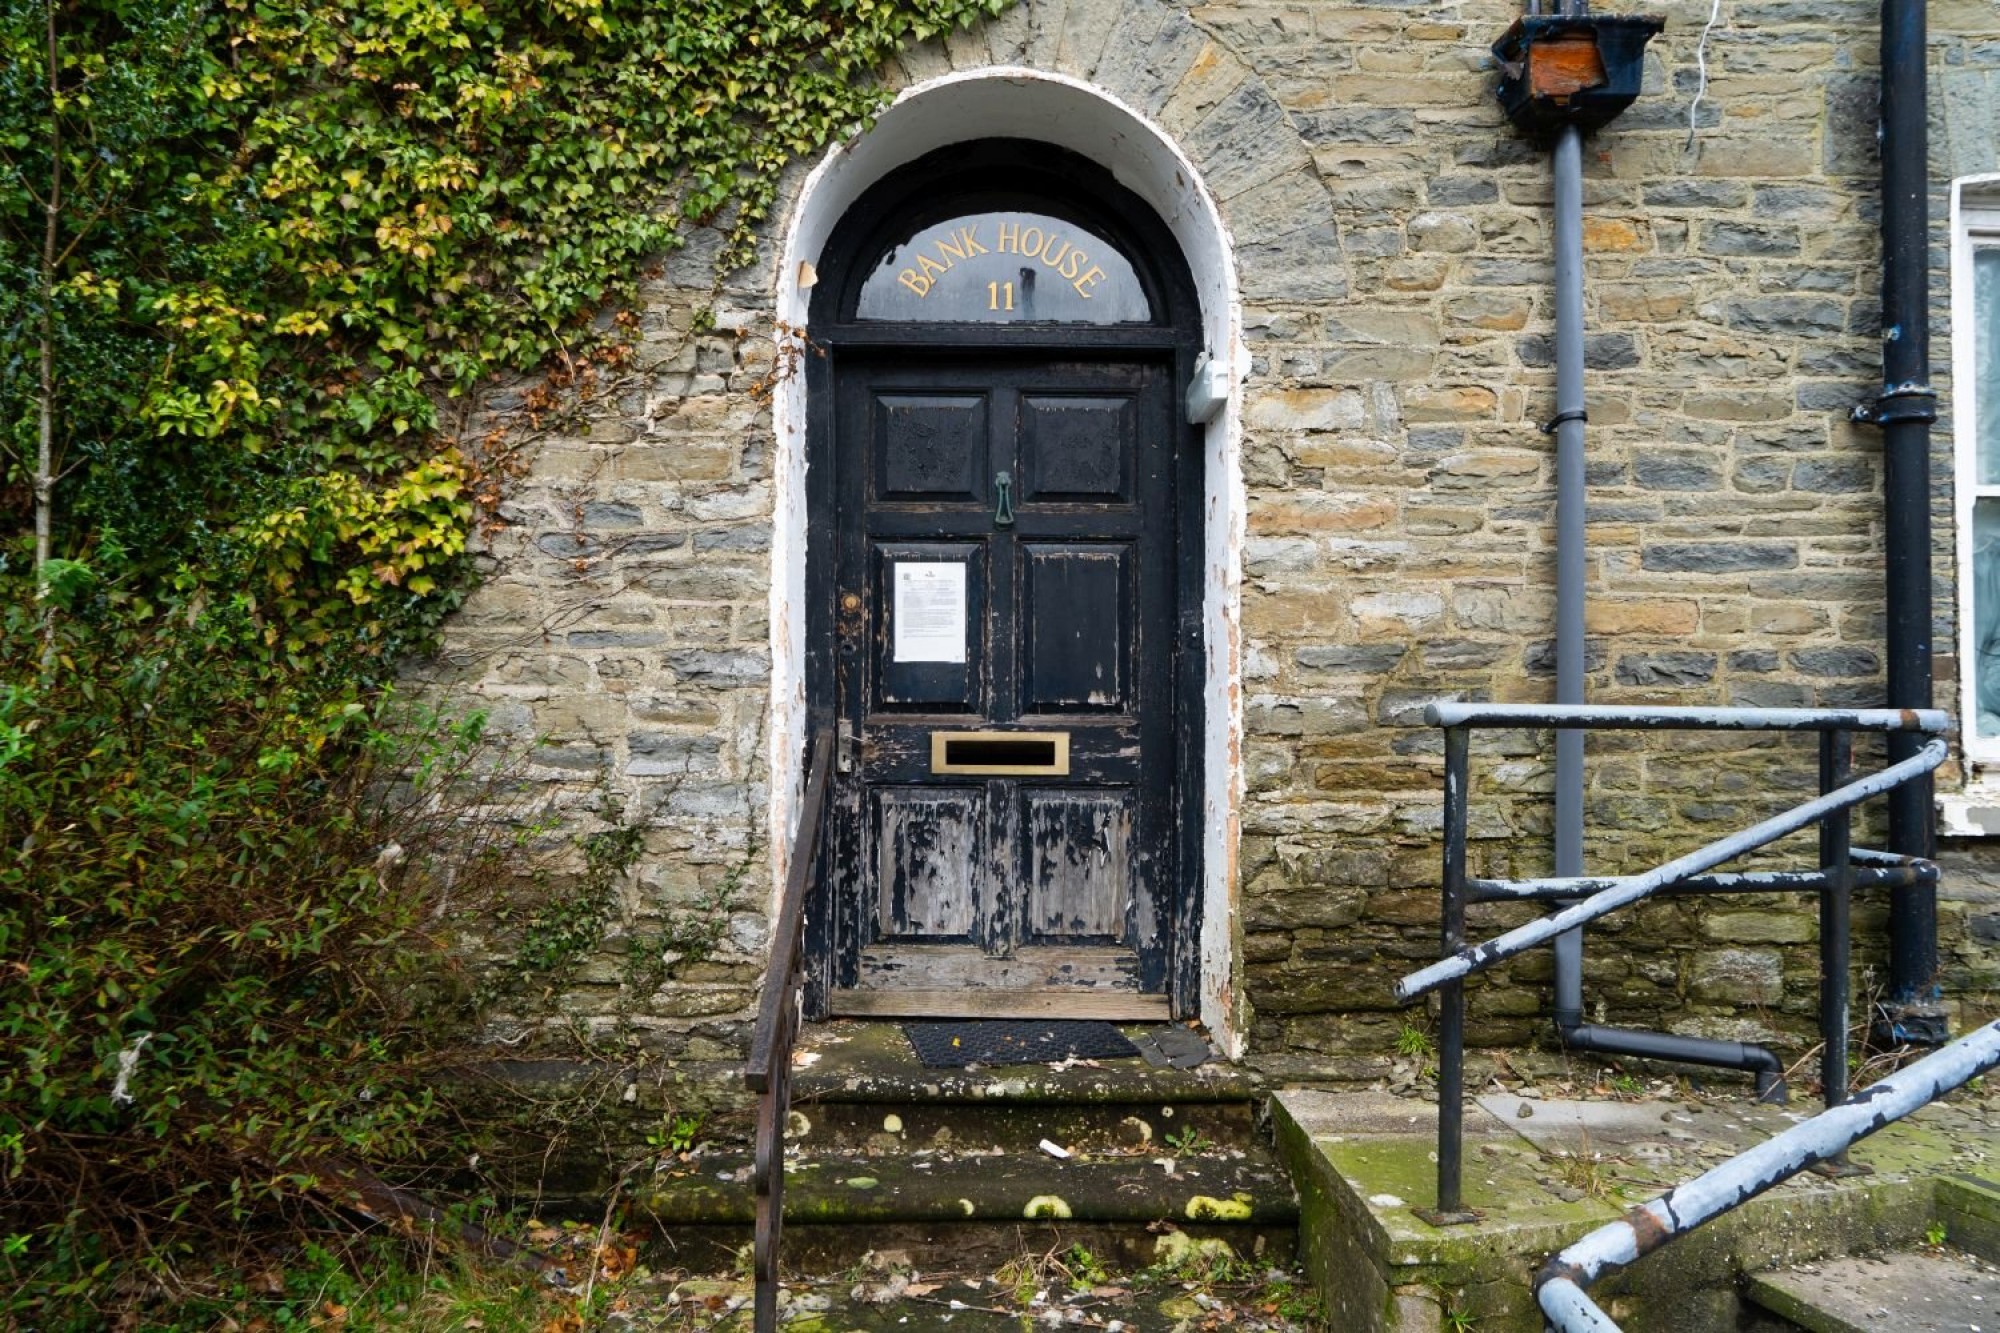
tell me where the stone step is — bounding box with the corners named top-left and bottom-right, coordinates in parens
top-left (632, 1136), bottom-right (1304, 1272)
top-left (617, 1021), bottom-right (1292, 1274)
top-left (786, 1094), bottom-right (1257, 1155)
top-left (1745, 1249), bottom-right (2000, 1333)
top-left (791, 1019), bottom-right (1264, 1108)
top-left (1939, 1174), bottom-right (2000, 1261)
top-left (633, 1215), bottom-right (1300, 1278)
top-left (634, 1143), bottom-right (1298, 1228)
top-left (631, 1140), bottom-right (1298, 1273)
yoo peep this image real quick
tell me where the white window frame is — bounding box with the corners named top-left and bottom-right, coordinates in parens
top-left (1944, 174), bottom-right (2000, 834)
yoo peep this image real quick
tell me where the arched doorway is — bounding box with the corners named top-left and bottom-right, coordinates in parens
top-left (801, 141), bottom-right (1207, 1020)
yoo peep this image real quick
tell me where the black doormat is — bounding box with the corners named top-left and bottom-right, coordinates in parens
top-left (902, 1019), bottom-right (1140, 1068)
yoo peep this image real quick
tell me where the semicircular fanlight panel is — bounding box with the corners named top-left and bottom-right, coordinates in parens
top-left (856, 211), bottom-right (1152, 324)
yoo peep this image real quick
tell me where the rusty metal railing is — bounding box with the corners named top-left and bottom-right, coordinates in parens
top-left (743, 728), bottom-right (834, 1333)
top-left (1396, 703), bottom-right (1950, 1225)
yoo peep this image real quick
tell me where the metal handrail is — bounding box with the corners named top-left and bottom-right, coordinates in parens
top-left (1396, 703), bottom-right (1953, 1223)
top-left (1426, 703), bottom-right (1951, 732)
top-left (744, 729), bottom-right (835, 1333)
top-left (1397, 738), bottom-right (1949, 1002)
top-left (1537, 1019), bottom-right (2000, 1331)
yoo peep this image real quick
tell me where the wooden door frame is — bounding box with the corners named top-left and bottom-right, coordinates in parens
top-left (800, 140), bottom-right (1209, 1020)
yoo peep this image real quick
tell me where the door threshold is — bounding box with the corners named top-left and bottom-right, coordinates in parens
top-left (829, 988), bottom-right (1170, 1021)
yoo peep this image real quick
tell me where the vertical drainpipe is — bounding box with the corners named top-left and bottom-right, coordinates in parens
top-left (1495, 8), bottom-right (1789, 1097)
top-left (1870, 0), bottom-right (1943, 1035)
top-left (1546, 101), bottom-right (1782, 1103)
top-left (1551, 121), bottom-right (1588, 1034)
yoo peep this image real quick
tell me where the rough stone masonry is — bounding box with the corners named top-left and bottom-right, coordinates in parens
top-left (434, 0), bottom-right (2000, 1082)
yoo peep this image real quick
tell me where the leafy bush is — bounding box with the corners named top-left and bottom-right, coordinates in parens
top-left (0, 604), bottom-right (528, 1326)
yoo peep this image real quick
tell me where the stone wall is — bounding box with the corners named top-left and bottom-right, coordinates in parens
top-left (434, 0), bottom-right (2000, 1077)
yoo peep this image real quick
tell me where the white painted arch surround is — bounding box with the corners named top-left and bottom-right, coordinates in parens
top-left (767, 67), bottom-right (1246, 1054)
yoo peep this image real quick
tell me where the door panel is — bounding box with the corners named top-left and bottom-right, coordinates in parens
top-left (828, 354), bottom-right (1176, 1018)
top-left (871, 542), bottom-right (983, 712)
top-left (1019, 395), bottom-right (1134, 500)
top-left (1023, 788), bottom-right (1133, 941)
top-left (1021, 544), bottom-right (1131, 714)
top-left (873, 788), bottom-right (982, 940)
top-left (874, 393), bottom-right (989, 501)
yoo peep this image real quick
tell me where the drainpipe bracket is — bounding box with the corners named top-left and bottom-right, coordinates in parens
top-left (1872, 999), bottom-right (1951, 1048)
top-left (1850, 384), bottom-right (1938, 427)
top-left (1540, 408), bottom-right (1588, 436)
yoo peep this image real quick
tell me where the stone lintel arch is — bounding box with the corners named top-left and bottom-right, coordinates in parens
top-left (767, 40), bottom-right (1332, 1054)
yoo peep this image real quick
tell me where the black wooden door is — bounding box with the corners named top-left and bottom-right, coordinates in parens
top-left (825, 352), bottom-right (1177, 1019)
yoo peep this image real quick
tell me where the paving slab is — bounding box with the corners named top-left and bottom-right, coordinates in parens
top-left (1747, 1249), bottom-right (2000, 1332)
top-left (1474, 1092), bottom-right (1792, 1153)
top-left (1273, 1086), bottom-right (2000, 1332)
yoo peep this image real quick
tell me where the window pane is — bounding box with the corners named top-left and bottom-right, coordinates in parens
top-left (1979, 247), bottom-right (2000, 483)
top-left (856, 212), bottom-right (1152, 324)
top-left (1975, 499), bottom-right (2000, 743)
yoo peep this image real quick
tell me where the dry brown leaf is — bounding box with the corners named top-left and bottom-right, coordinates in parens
top-left (597, 1242), bottom-right (638, 1281)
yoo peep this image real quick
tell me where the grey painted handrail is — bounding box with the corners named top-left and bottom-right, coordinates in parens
top-left (1396, 737), bottom-right (1948, 1003)
top-left (1424, 702), bottom-right (1951, 733)
top-left (1405, 704), bottom-right (1955, 1221)
top-left (1537, 1019), bottom-right (2000, 1331)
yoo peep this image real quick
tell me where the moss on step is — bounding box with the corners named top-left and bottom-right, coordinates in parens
top-left (632, 1146), bottom-right (1298, 1227)
top-left (792, 1019), bottom-right (1262, 1105)
top-left (1274, 1088), bottom-right (2000, 1332)
top-left (1937, 1174), bottom-right (2000, 1261)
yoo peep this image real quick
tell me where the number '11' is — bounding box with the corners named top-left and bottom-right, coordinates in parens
top-left (987, 281), bottom-right (1014, 311)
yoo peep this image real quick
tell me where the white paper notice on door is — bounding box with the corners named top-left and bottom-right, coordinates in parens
top-left (894, 562), bottom-right (967, 664)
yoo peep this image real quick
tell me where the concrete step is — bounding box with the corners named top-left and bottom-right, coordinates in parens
top-left (787, 1093), bottom-right (1257, 1155)
top-left (1273, 1086), bottom-right (2000, 1332)
top-left (1939, 1174), bottom-right (2000, 1261)
top-left (628, 1020), bottom-right (1295, 1274)
top-left (631, 1138), bottom-right (1297, 1272)
top-left (1746, 1249), bottom-right (2000, 1333)
top-left (791, 1019), bottom-right (1264, 1107)
top-left (635, 1143), bottom-right (1297, 1228)
top-left (784, 1020), bottom-right (1263, 1154)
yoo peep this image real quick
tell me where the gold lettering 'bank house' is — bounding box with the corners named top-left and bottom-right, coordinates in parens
top-left (437, 0), bottom-right (2000, 1081)
top-left (894, 217), bottom-right (1113, 306)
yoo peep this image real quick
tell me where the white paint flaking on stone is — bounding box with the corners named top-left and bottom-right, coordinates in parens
top-left (768, 68), bottom-right (1244, 1055)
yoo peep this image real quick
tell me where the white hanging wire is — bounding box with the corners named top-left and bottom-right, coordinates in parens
top-left (1686, 0), bottom-right (1726, 153)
